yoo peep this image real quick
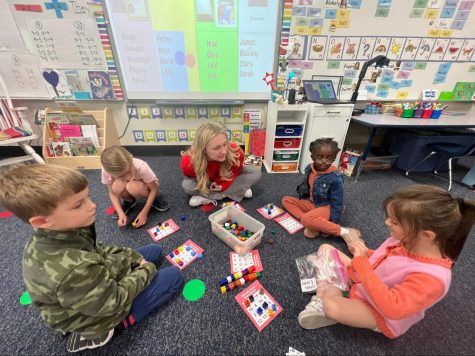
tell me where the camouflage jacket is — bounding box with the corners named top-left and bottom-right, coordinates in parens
top-left (23, 224), bottom-right (157, 338)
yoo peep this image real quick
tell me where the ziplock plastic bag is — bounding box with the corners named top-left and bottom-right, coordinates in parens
top-left (295, 248), bottom-right (349, 293)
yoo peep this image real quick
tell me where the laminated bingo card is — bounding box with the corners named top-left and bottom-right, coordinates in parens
top-left (229, 250), bottom-right (263, 274)
top-left (235, 281), bottom-right (282, 332)
top-left (274, 213), bottom-right (304, 235)
top-left (147, 219), bottom-right (180, 242)
top-left (256, 203), bottom-right (285, 220)
top-left (166, 240), bottom-right (204, 270)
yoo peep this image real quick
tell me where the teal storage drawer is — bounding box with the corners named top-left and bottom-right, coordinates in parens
top-left (273, 150), bottom-right (299, 161)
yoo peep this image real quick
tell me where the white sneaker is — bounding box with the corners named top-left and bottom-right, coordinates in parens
top-left (244, 189), bottom-right (253, 199)
top-left (298, 296), bottom-right (337, 330)
top-left (189, 195), bottom-right (217, 207)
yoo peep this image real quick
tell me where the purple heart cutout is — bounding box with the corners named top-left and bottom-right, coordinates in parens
top-left (42, 71), bottom-right (59, 87)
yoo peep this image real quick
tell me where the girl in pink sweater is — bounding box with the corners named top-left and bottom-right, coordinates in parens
top-left (298, 184), bottom-right (475, 338)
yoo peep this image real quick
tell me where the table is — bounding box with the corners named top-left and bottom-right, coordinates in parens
top-left (350, 113), bottom-right (475, 182)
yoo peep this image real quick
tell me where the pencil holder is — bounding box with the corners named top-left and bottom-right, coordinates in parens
top-left (421, 109), bottom-right (433, 119)
top-left (413, 108), bottom-right (423, 118)
top-left (401, 109), bottom-right (414, 118)
top-left (431, 109), bottom-right (442, 119)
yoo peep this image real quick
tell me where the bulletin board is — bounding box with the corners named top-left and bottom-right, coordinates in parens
top-left (278, 0), bottom-right (475, 101)
top-left (0, 0), bottom-right (124, 100)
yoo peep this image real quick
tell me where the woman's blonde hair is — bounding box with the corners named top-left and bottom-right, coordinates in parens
top-left (181, 122), bottom-right (239, 195)
top-left (101, 145), bottom-right (133, 177)
top-left (0, 164), bottom-right (88, 222)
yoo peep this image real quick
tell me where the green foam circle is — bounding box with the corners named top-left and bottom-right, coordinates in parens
top-left (183, 279), bottom-right (206, 302)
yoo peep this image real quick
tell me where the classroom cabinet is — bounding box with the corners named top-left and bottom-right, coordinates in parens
top-left (263, 102), bottom-right (308, 173)
top-left (299, 103), bottom-right (354, 173)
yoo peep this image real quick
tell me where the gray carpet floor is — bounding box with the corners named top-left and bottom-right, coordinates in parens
top-left (0, 155), bottom-right (474, 355)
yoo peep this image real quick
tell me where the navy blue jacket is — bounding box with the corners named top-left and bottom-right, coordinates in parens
top-left (296, 164), bottom-right (344, 224)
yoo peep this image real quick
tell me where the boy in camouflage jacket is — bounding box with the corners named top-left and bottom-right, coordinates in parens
top-left (0, 164), bottom-right (183, 352)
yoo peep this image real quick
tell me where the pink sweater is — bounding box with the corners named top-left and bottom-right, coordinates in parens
top-left (348, 237), bottom-right (452, 338)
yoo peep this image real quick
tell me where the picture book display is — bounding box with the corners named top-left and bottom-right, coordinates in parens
top-left (274, 213), bottom-right (304, 235)
top-left (229, 250), bottom-right (263, 274)
top-left (235, 280), bottom-right (283, 332)
top-left (339, 149), bottom-right (362, 177)
top-left (45, 113), bottom-right (100, 157)
top-left (256, 203), bottom-right (285, 220)
top-left (166, 240), bottom-right (204, 270)
top-left (147, 219), bottom-right (180, 242)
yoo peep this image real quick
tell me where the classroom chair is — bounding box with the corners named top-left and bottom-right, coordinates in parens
top-left (406, 140), bottom-right (475, 191)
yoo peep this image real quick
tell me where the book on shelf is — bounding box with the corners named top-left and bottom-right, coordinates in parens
top-left (47, 112), bottom-right (97, 126)
top-left (338, 149), bottom-right (362, 177)
top-left (51, 142), bottom-right (72, 157)
top-left (80, 125), bottom-right (100, 147)
top-left (68, 137), bottom-right (98, 156)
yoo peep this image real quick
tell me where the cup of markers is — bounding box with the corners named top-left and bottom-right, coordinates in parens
top-left (399, 102), bottom-right (444, 119)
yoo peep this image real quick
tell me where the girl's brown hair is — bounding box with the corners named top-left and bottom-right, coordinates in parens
top-left (384, 184), bottom-right (475, 261)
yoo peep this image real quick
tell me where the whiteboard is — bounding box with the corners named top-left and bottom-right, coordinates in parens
top-left (0, 0), bottom-right (124, 100)
top-left (279, 0), bottom-right (475, 101)
top-left (104, 0), bottom-right (282, 101)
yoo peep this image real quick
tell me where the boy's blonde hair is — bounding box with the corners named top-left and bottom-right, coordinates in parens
top-left (101, 145), bottom-right (133, 177)
top-left (0, 164), bottom-right (88, 223)
top-left (181, 122), bottom-right (239, 195)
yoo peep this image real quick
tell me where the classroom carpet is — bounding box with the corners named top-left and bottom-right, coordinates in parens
top-left (0, 155), bottom-right (474, 355)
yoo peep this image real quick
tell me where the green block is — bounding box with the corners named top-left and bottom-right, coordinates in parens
top-left (415, 62), bottom-right (428, 70)
top-left (375, 7), bottom-right (390, 17)
top-left (413, 0), bottom-right (428, 8)
top-left (438, 91), bottom-right (454, 101)
top-left (327, 61), bottom-right (340, 69)
top-left (410, 8), bottom-right (424, 18)
top-left (20, 291), bottom-right (32, 305)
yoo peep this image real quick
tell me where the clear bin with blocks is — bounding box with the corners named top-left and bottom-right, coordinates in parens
top-left (209, 205), bottom-right (265, 256)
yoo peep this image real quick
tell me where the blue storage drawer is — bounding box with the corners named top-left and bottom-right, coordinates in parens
top-left (275, 125), bottom-right (303, 137)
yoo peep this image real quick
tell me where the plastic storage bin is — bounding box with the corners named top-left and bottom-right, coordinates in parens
top-left (209, 205), bottom-right (265, 255)
top-left (272, 162), bottom-right (298, 172)
top-left (274, 138), bottom-right (301, 149)
top-left (389, 129), bottom-right (475, 172)
top-left (273, 150), bottom-right (299, 161)
top-left (275, 125), bottom-right (303, 137)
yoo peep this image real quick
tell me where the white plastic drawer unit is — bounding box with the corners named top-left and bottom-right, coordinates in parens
top-left (312, 105), bottom-right (353, 118)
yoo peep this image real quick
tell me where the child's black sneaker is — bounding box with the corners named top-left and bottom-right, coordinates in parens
top-left (112, 199), bottom-right (137, 219)
top-left (66, 329), bottom-right (114, 353)
top-left (152, 195), bottom-right (170, 212)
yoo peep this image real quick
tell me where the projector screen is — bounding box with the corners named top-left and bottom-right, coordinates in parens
top-left (104, 0), bottom-right (281, 101)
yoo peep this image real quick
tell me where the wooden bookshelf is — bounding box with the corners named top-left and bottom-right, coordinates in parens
top-left (42, 107), bottom-right (119, 170)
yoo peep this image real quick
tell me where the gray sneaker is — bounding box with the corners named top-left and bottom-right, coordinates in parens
top-left (298, 296), bottom-right (337, 330)
top-left (66, 329), bottom-right (114, 353)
